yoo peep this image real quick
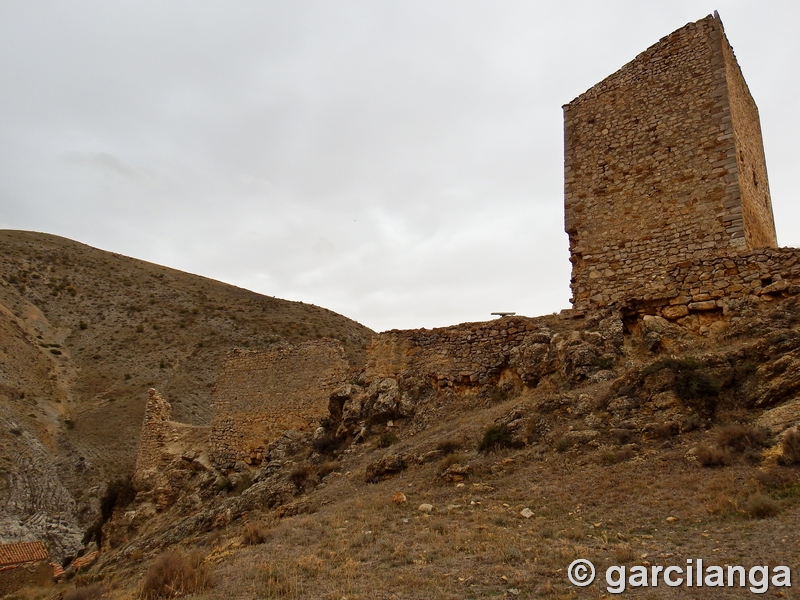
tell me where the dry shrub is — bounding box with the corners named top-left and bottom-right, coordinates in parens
top-left (139, 550), bottom-right (213, 599)
top-left (64, 584), bottom-right (106, 600)
top-left (554, 436), bottom-right (572, 453)
top-left (289, 463), bottom-right (315, 489)
top-left (755, 466), bottom-right (797, 489)
top-left (478, 424), bottom-right (514, 453)
top-left (597, 446), bottom-right (635, 465)
top-left (705, 492), bottom-right (738, 517)
top-left (376, 431), bottom-right (398, 448)
top-left (316, 460), bottom-right (339, 478)
top-left (436, 438), bottom-right (462, 455)
top-left (609, 428), bottom-right (634, 445)
top-left (715, 424), bottom-right (768, 452)
top-left (243, 521), bottom-right (270, 545)
top-left (778, 428), bottom-right (800, 466)
top-left (742, 492), bottom-right (781, 519)
top-left (695, 443), bottom-right (733, 468)
top-left (311, 431), bottom-right (341, 455)
top-left (612, 544), bottom-right (637, 564)
top-left (648, 422), bottom-right (678, 440)
top-left (437, 453), bottom-right (462, 475)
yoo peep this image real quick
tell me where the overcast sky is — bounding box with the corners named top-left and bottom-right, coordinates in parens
top-left (2, 1), bottom-right (798, 332)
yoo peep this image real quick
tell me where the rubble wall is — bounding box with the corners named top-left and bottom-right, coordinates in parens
top-left (564, 14), bottom-right (777, 311)
top-left (641, 247), bottom-right (800, 318)
top-left (209, 340), bottom-right (349, 469)
top-left (132, 389), bottom-right (210, 489)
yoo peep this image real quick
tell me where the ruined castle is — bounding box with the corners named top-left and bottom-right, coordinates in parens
top-left (133, 14), bottom-right (800, 483)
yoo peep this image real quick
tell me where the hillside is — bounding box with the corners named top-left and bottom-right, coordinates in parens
top-left (32, 293), bottom-right (800, 599)
top-left (0, 230), bottom-right (373, 557)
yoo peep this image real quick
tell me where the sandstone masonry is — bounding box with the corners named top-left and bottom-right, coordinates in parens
top-left (564, 13), bottom-right (778, 311)
top-left (209, 340), bottom-right (349, 470)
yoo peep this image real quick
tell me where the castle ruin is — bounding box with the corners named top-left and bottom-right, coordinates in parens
top-left (563, 13), bottom-right (792, 314)
top-left (132, 14), bottom-right (800, 489)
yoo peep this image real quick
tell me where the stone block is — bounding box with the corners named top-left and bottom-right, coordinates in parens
top-left (662, 305), bottom-right (689, 320)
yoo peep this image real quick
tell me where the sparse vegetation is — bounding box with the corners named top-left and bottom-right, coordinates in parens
top-left (437, 452), bottom-right (463, 475)
top-left (478, 423), bottom-right (514, 453)
top-left (742, 492), bottom-right (781, 519)
top-left (242, 521), bottom-right (270, 545)
top-left (715, 424), bottom-right (768, 452)
top-left (695, 443), bottom-right (734, 467)
top-left (8, 231), bottom-right (800, 598)
top-left (289, 463), bottom-right (315, 489)
top-left (778, 428), bottom-right (800, 466)
top-left (139, 550), bottom-right (213, 599)
top-left (554, 435), bottom-right (572, 453)
top-left (376, 431), bottom-right (397, 448)
top-left (316, 460), bottom-right (339, 478)
top-left (643, 357), bottom-right (721, 413)
top-left (63, 583), bottom-right (106, 600)
top-left (436, 438), bottom-right (462, 455)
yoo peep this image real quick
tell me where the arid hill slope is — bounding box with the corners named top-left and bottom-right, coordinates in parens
top-left (87, 295), bottom-right (800, 599)
top-left (0, 230), bottom-right (373, 555)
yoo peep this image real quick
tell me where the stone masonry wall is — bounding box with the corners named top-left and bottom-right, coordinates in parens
top-left (366, 316), bottom-right (549, 388)
top-left (210, 340), bottom-right (349, 470)
top-left (564, 14), bottom-right (777, 311)
top-left (366, 313), bottom-right (623, 392)
top-left (635, 247), bottom-right (800, 319)
top-left (720, 29), bottom-right (776, 248)
top-left (132, 389), bottom-right (210, 490)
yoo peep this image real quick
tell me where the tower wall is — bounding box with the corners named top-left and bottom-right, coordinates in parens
top-left (564, 14), bottom-right (776, 310)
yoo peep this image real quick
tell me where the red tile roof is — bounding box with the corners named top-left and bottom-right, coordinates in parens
top-left (0, 541), bottom-right (49, 567)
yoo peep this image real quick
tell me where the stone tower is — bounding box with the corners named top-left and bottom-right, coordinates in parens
top-left (564, 13), bottom-right (776, 310)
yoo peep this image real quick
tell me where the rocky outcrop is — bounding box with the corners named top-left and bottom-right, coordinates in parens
top-left (0, 405), bottom-right (82, 560)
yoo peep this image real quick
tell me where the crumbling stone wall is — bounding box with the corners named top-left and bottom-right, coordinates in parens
top-left (210, 340), bottom-right (349, 470)
top-left (367, 316), bottom-right (545, 388)
top-left (366, 313), bottom-right (623, 391)
top-left (132, 389), bottom-right (210, 490)
top-left (564, 13), bottom-right (777, 311)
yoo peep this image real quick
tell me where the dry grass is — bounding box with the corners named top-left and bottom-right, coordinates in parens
top-left (8, 258), bottom-right (796, 599)
top-left (63, 585), bottom-right (106, 600)
top-left (695, 442), bottom-right (734, 467)
top-left (138, 550), bottom-right (213, 599)
top-left (435, 438), bottom-right (462, 455)
top-left (243, 521), bottom-right (271, 545)
top-left (289, 463), bottom-right (316, 489)
top-left (779, 428), bottom-right (800, 465)
top-left (715, 424), bottom-right (768, 452)
top-left (742, 492), bottom-right (781, 518)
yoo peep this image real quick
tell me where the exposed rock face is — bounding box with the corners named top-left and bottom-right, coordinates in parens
top-left (0, 405), bottom-right (82, 560)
